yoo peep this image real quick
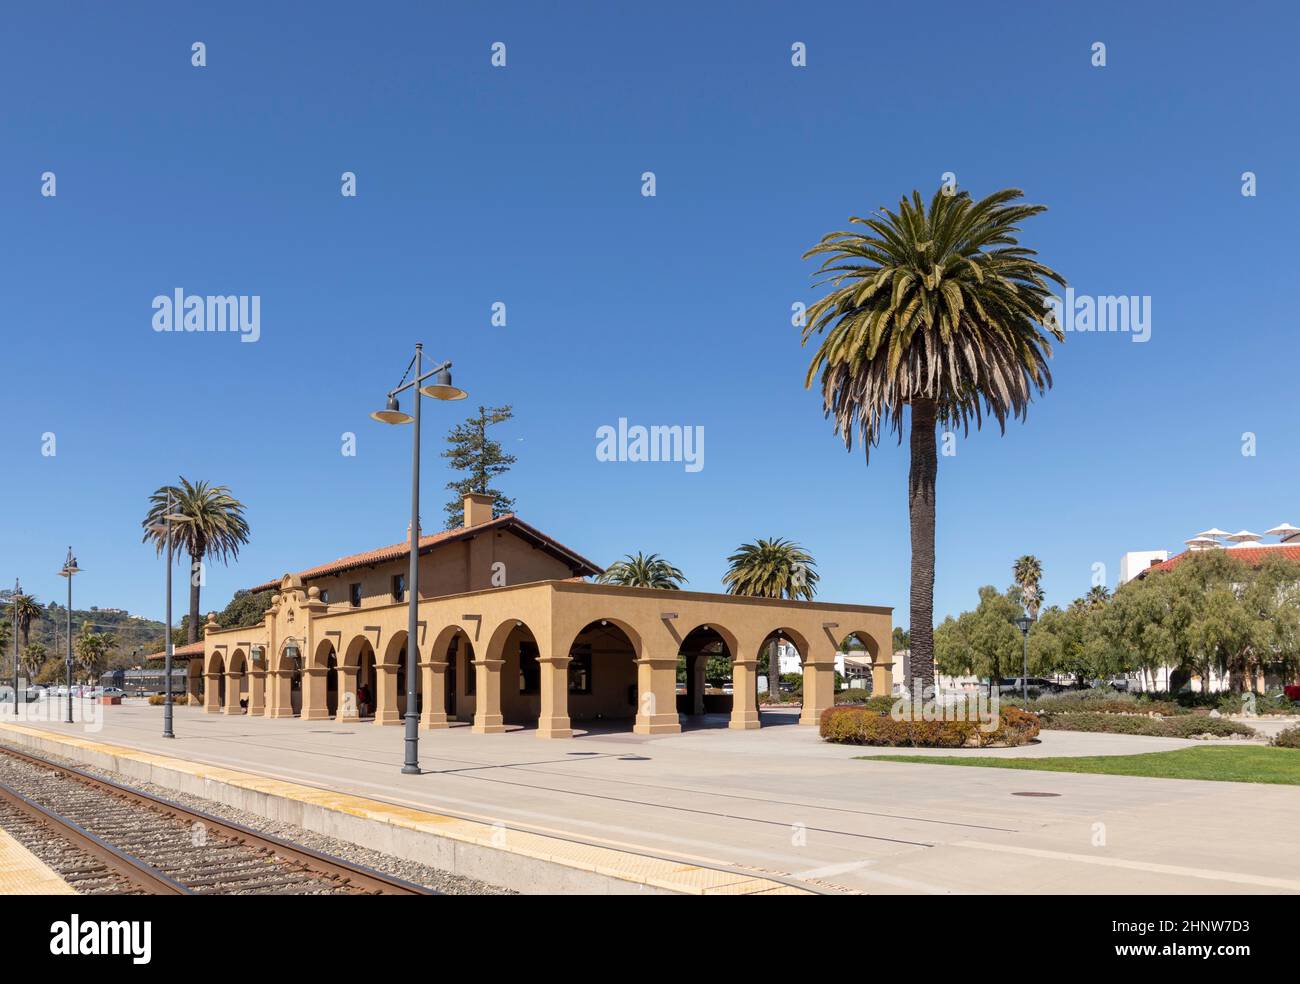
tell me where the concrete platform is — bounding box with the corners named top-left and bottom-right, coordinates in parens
top-left (3, 701), bottom-right (1299, 895)
top-left (0, 826), bottom-right (76, 895)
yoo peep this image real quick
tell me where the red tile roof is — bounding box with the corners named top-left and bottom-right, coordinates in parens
top-left (245, 514), bottom-right (602, 593)
top-left (1140, 544), bottom-right (1300, 576)
top-left (145, 641), bottom-right (206, 661)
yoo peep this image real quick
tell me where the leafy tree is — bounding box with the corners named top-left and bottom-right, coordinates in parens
top-left (934, 585), bottom-right (1023, 693)
top-left (443, 405), bottom-right (516, 528)
top-left (1012, 555), bottom-right (1044, 617)
top-left (142, 478), bottom-right (251, 644)
top-left (801, 188), bottom-right (1066, 692)
top-left (891, 626), bottom-right (910, 652)
top-left (596, 552), bottom-right (686, 589)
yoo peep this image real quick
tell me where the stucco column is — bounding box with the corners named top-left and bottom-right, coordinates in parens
top-left (267, 669), bottom-right (295, 718)
top-left (471, 658), bottom-right (505, 734)
top-left (186, 669), bottom-right (202, 701)
top-left (420, 660), bottom-right (449, 729)
top-left (223, 670), bottom-right (244, 714)
top-left (203, 673), bottom-right (221, 714)
top-left (247, 667), bottom-right (266, 716)
top-left (536, 655), bottom-right (572, 739)
top-left (301, 666), bottom-right (330, 721)
top-left (336, 665), bottom-right (359, 722)
top-left (800, 660), bottom-right (836, 725)
top-left (871, 660), bottom-right (893, 699)
top-left (375, 661), bottom-right (401, 725)
top-left (730, 659), bottom-right (761, 730)
top-left (634, 655), bottom-right (681, 735)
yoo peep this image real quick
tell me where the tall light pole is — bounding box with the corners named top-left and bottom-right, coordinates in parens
top-left (1014, 614), bottom-right (1034, 702)
top-left (149, 490), bottom-right (191, 739)
top-left (57, 549), bottom-right (81, 724)
top-left (371, 343), bottom-right (467, 775)
top-left (10, 579), bottom-right (20, 715)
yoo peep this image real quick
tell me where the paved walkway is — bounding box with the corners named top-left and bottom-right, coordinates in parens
top-left (3, 701), bottom-right (1297, 894)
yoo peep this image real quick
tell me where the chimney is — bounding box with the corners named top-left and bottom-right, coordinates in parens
top-left (463, 492), bottom-right (495, 528)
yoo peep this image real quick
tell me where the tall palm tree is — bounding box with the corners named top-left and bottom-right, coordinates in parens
top-left (74, 621), bottom-right (115, 684)
top-left (1013, 555), bottom-right (1044, 618)
top-left (802, 188), bottom-right (1065, 693)
top-left (723, 538), bottom-right (819, 691)
top-left (142, 478), bottom-right (251, 644)
top-left (10, 593), bottom-right (42, 652)
top-left (596, 552), bottom-right (686, 590)
top-left (1084, 584), bottom-right (1111, 608)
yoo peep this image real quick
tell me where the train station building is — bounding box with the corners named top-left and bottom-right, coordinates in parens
top-left (188, 493), bottom-right (893, 738)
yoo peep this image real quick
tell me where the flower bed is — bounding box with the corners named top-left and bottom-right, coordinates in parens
top-left (820, 705), bottom-right (1039, 748)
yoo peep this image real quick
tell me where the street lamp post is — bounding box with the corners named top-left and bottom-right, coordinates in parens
top-left (371, 343), bottom-right (467, 775)
top-left (57, 549), bottom-right (81, 724)
top-left (149, 491), bottom-right (191, 739)
top-left (10, 579), bottom-right (20, 716)
top-left (1014, 614), bottom-right (1034, 702)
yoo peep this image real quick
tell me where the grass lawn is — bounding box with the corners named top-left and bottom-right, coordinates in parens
top-left (858, 746), bottom-right (1300, 785)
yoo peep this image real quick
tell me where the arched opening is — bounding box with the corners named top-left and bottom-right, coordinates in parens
top-left (836, 631), bottom-right (878, 695)
top-left (381, 630), bottom-right (416, 725)
top-left (228, 649), bottom-right (249, 713)
top-left (567, 619), bottom-right (640, 733)
top-left (187, 659), bottom-right (203, 701)
top-left (676, 625), bottom-right (735, 728)
top-left (432, 627), bottom-right (474, 724)
top-left (343, 636), bottom-right (377, 720)
top-left (497, 621), bottom-right (541, 728)
top-left (313, 639), bottom-right (339, 718)
top-left (208, 652), bottom-right (226, 708)
top-left (757, 627), bottom-right (809, 725)
top-left (277, 641), bottom-right (304, 716)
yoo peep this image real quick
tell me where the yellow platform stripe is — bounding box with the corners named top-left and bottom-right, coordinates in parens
top-left (0, 723), bottom-right (809, 896)
top-left (0, 825), bottom-right (77, 895)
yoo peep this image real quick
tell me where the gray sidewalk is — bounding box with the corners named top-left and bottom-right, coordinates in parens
top-left (4, 701), bottom-right (1297, 895)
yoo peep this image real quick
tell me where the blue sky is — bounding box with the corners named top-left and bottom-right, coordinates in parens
top-left (2, 1), bottom-right (1297, 629)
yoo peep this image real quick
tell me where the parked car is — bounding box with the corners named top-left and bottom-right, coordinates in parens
top-left (0, 686), bottom-right (40, 703)
top-left (97, 687), bottom-right (127, 699)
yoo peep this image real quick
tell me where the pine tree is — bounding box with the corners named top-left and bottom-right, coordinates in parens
top-left (442, 405), bottom-right (517, 527)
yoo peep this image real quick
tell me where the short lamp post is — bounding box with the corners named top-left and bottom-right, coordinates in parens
top-left (370, 342), bottom-right (467, 775)
top-left (148, 491), bottom-right (192, 739)
top-left (56, 549), bottom-right (81, 724)
top-left (1014, 614), bottom-right (1034, 702)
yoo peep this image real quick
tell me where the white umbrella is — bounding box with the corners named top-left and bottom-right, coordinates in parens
top-left (1226, 529), bottom-right (1262, 543)
top-left (1196, 528), bottom-right (1231, 539)
top-left (1265, 522), bottom-right (1300, 542)
top-left (1184, 536), bottom-right (1218, 550)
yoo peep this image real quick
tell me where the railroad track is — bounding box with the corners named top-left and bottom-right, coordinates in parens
top-left (0, 745), bottom-right (436, 895)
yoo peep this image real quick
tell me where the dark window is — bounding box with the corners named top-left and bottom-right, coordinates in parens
top-left (319, 589), bottom-right (330, 604)
top-left (391, 574), bottom-right (405, 603)
top-left (349, 583), bottom-right (362, 608)
top-left (518, 641), bottom-right (540, 694)
top-left (568, 644), bottom-right (592, 695)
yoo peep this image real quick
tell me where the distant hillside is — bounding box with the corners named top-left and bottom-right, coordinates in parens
top-left (0, 590), bottom-right (166, 670)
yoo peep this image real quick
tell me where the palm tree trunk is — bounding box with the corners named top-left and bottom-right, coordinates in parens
top-left (908, 398), bottom-right (938, 695)
top-left (188, 550), bottom-right (202, 644)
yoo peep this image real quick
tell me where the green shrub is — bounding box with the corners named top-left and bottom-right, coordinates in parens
top-left (820, 705), bottom-right (1039, 748)
top-left (1040, 712), bottom-right (1256, 739)
top-left (1272, 726), bottom-right (1300, 748)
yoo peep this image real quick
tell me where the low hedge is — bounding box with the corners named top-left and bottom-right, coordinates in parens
top-left (1273, 726), bottom-right (1300, 749)
top-left (1039, 712), bottom-right (1256, 739)
top-left (821, 705), bottom-right (1039, 748)
top-left (146, 693), bottom-right (193, 706)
